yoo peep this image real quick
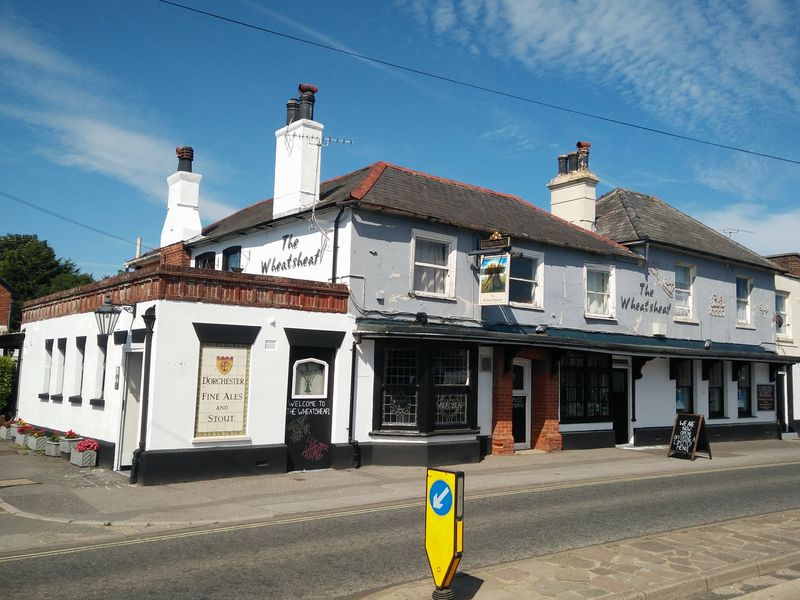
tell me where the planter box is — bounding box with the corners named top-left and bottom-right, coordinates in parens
top-left (45, 440), bottom-right (61, 457)
top-left (27, 436), bottom-right (48, 451)
top-left (60, 437), bottom-right (83, 454)
top-left (0, 425), bottom-right (14, 440)
top-left (15, 432), bottom-right (28, 446)
top-left (70, 449), bottom-right (97, 468)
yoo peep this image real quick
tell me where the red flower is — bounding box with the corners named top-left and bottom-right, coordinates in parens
top-left (63, 429), bottom-right (79, 439)
top-left (75, 438), bottom-right (99, 453)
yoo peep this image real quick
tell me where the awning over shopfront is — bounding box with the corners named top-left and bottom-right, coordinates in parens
top-left (356, 319), bottom-right (798, 364)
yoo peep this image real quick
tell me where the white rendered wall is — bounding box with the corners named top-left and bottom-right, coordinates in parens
top-left (273, 119), bottom-right (323, 218)
top-left (161, 172), bottom-right (202, 246)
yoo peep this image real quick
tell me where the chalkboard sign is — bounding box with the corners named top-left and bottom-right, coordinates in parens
top-left (285, 347), bottom-right (335, 471)
top-left (667, 413), bottom-right (712, 460)
top-left (757, 385), bottom-right (775, 411)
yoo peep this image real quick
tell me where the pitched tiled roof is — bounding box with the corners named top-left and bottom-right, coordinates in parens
top-left (201, 162), bottom-right (636, 259)
top-left (595, 188), bottom-right (779, 270)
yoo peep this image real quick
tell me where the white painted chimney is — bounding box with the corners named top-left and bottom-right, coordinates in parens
top-left (273, 83), bottom-right (324, 219)
top-left (161, 146), bottom-right (202, 246)
top-left (547, 141), bottom-right (599, 231)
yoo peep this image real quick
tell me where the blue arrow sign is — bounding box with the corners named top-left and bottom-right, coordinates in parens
top-left (429, 479), bottom-right (453, 516)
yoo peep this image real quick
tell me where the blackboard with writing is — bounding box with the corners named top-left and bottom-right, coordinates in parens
top-left (667, 413), bottom-right (712, 460)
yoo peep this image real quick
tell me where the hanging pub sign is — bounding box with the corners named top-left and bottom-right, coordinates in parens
top-left (478, 253), bottom-right (510, 305)
top-left (479, 232), bottom-right (511, 251)
top-left (757, 384), bottom-right (775, 411)
top-left (194, 343), bottom-right (250, 438)
top-left (667, 413), bottom-right (712, 460)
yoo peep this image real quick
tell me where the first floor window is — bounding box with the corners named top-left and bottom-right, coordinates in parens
top-left (560, 352), bottom-right (611, 422)
top-left (586, 266), bottom-right (612, 317)
top-left (707, 361), bottom-right (724, 418)
top-left (195, 252), bottom-right (216, 269)
top-left (675, 264), bottom-right (694, 318)
top-left (673, 359), bottom-right (693, 413)
top-left (736, 277), bottom-right (751, 324)
top-left (222, 246), bottom-right (242, 272)
top-left (737, 363), bottom-right (751, 417)
top-left (375, 342), bottom-right (476, 432)
top-left (509, 253), bottom-right (542, 306)
top-left (412, 233), bottom-right (454, 296)
top-left (776, 292), bottom-right (789, 336)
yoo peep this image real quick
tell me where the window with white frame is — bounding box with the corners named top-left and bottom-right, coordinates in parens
top-left (776, 292), bottom-right (789, 337)
top-left (411, 231), bottom-right (456, 297)
top-left (292, 358), bottom-right (328, 398)
top-left (509, 252), bottom-right (543, 307)
top-left (736, 277), bottom-right (751, 324)
top-left (41, 339), bottom-right (53, 395)
top-left (675, 264), bottom-right (695, 318)
top-left (585, 264), bottom-right (613, 317)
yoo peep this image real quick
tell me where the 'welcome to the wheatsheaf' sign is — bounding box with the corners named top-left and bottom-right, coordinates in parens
top-left (194, 343), bottom-right (250, 437)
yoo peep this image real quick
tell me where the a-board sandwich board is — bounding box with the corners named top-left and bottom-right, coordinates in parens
top-left (667, 413), bottom-right (712, 460)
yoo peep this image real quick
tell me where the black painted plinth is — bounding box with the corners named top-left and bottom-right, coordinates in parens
top-left (560, 429), bottom-right (615, 450)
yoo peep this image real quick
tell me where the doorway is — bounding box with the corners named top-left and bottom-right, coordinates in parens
top-left (512, 359), bottom-right (531, 450)
top-left (611, 369), bottom-right (629, 444)
top-left (285, 346), bottom-right (335, 471)
top-left (118, 352), bottom-right (143, 468)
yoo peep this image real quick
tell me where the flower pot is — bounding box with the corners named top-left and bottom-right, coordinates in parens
top-left (60, 437), bottom-right (83, 454)
top-left (27, 436), bottom-right (47, 451)
top-left (0, 425), bottom-right (12, 440)
top-left (69, 448), bottom-right (97, 467)
top-left (45, 440), bottom-right (61, 457)
top-left (15, 432), bottom-right (28, 446)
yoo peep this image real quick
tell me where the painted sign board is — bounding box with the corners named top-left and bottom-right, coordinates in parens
top-left (425, 468), bottom-right (464, 590)
top-left (194, 343), bottom-right (250, 438)
top-left (757, 384), bottom-right (775, 411)
top-left (478, 254), bottom-right (510, 305)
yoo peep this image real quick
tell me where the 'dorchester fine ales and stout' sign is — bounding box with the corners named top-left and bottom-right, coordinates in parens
top-left (194, 343), bottom-right (250, 438)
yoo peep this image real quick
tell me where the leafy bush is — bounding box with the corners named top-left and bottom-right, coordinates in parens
top-left (0, 355), bottom-right (14, 416)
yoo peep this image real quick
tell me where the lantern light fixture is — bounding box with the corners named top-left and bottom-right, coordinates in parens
top-left (94, 296), bottom-right (136, 336)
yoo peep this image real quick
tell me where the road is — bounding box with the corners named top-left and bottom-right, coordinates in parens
top-left (1, 463), bottom-right (799, 599)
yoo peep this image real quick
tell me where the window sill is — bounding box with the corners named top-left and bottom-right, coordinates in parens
top-left (409, 291), bottom-right (457, 303)
top-left (737, 415), bottom-right (757, 419)
top-left (370, 428), bottom-right (479, 438)
top-left (38, 393), bottom-right (50, 401)
top-left (584, 313), bottom-right (616, 322)
top-left (707, 415), bottom-right (728, 420)
top-left (673, 316), bottom-right (699, 325)
top-left (89, 398), bottom-right (105, 407)
top-left (736, 323), bottom-right (756, 330)
top-left (68, 395), bottom-right (82, 405)
top-left (508, 302), bottom-right (544, 311)
top-left (776, 335), bottom-right (794, 345)
top-left (50, 394), bottom-right (63, 403)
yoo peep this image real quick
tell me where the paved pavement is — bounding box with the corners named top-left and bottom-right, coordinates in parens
top-left (1, 436), bottom-right (799, 599)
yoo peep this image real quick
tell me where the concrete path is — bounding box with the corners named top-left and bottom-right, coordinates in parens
top-left (1, 437), bottom-right (799, 599)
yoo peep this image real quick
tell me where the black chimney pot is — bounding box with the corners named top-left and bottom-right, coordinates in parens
top-left (286, 98), bottom-right (300, 125)
top-left (176, 146), bottom-right (194, 173)
top-left (557, 155), bottom-right (568, 175)
top-left (567, 152), bottom-right (578, 173)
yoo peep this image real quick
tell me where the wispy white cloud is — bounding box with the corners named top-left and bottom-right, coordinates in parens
top-left (0, 15), bottom-right (235, 224)
top-left (401, 0), bottom-right (800, 133)
top-left (693, 201), bottom-right (800, 256)
top-left (479, 123), bottom-right (535, 151)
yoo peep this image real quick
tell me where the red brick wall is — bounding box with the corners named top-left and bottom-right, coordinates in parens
top-left (160, 242), bottom-right (191, 267)
top-left (0, 282), bottom-right (11, 331)
top-left (22, 264), bottom-right (349, 324)
top-left (491, 346), bottom-right (562, 455)
top-left (770, 254), bottom-right (800, 278)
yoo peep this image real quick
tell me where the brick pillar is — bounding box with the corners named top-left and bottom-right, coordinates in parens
top-left (491, 346), bottom-right (515, 455)
top-left (531, 354), bottom-right (562, 452)
top-left (160, 242), bottom-right (191, 267)
top-left (0, 283), bottom-right (12, 332)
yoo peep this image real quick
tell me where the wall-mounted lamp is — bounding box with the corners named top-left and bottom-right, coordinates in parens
top-left (94, 295), bottom-right (136, 336)
top-left (535, 324), bottom-right (548, 334)
top-left (704, 339), bottom-right (712, 350)
top-left (415, 312), bottom-right (428, 326)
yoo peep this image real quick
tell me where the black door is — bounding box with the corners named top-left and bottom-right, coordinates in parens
top-left (512, 362), bottom-right (528, 446)
top-left (611, 369), bottom-right (628, 444)
top-left (285, 346), bottom-right (334, 471)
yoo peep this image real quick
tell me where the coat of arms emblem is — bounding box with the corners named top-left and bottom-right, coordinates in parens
top-left (216, 356), bottom-right (234, 375)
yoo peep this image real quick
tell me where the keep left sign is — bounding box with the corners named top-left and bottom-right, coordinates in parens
top-left (425, 468), bottom-right (464, 590)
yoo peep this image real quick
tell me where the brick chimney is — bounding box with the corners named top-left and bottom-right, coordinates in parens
top-left (272, 83), bottom-right (324, 219)
top-left (161, 146), bottom-right (202, 247)
top-left (547, 141), bottom-right (599, 231)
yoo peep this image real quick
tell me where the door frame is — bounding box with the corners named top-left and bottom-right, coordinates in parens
top-left (512, 358), bottom-right (532, 450)
top-left (117, 350), bottom-right (143, 470)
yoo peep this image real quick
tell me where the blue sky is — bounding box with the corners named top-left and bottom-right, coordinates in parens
top-left (2, 0), bottom-right (799, 278)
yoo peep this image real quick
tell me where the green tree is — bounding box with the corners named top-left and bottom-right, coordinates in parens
top-left (0, 234), bottom-right (94, 330)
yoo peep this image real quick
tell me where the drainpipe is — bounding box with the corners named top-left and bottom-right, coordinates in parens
top-left (331, 205), bottom-right (347, 283)
top-left (130, 306), bottom-right (155, 484)
top-left (348, 338), bottom-right (361, 468)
